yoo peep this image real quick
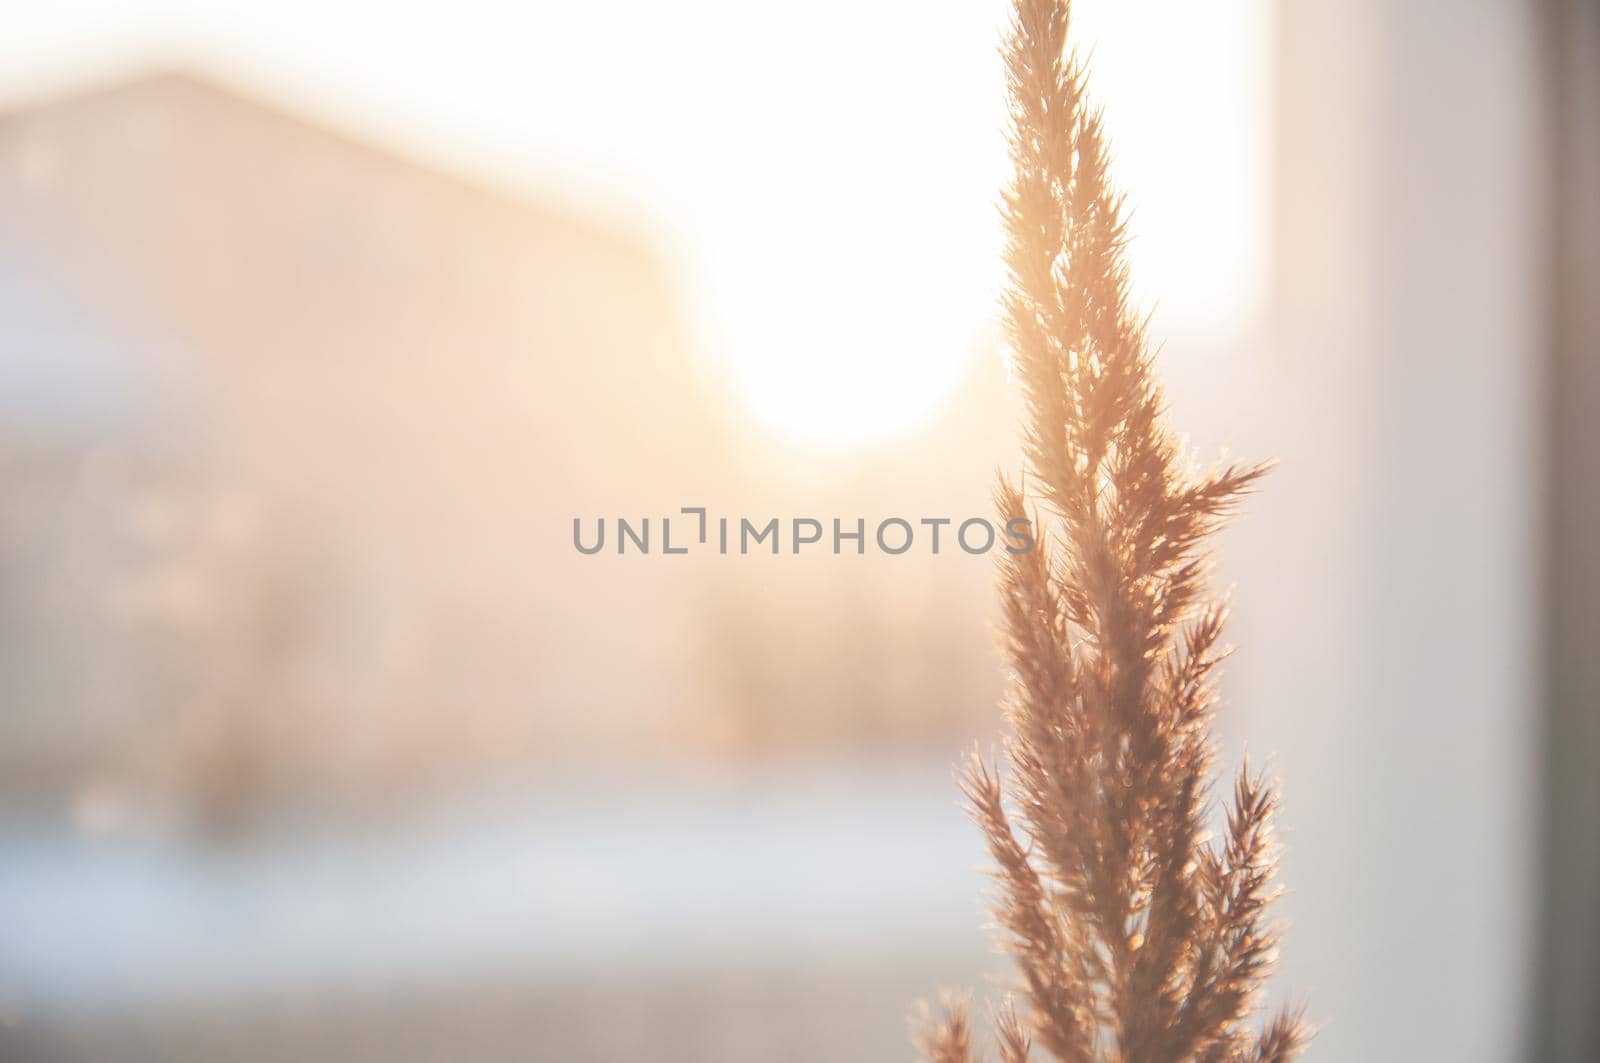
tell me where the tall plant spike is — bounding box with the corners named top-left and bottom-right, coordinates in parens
top-left (916, 1), bottom-right (1307, 1059)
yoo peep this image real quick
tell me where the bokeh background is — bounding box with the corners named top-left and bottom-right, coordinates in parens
top-left (0, 0), bottom-right (1595, 1060)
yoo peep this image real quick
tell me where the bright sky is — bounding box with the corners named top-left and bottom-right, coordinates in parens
top-left (2, 0), bottom-right (1271, 447)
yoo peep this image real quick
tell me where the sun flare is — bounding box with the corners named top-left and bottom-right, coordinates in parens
top-left (683, 0), bottom-right (1264, 450)
top-left (705, 225), bottom-right (989, 448)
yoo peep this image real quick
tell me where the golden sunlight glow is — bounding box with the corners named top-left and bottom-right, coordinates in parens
top-left (679, 0), bottom-right (1269, 447)
top-left (702, 209), bottom-right (993, 447)
top-left (0, 0), bottom-right (1267, 450)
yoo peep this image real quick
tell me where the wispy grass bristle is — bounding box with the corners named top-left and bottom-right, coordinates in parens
top-left (915, 2), bottom-right (1308, 1058)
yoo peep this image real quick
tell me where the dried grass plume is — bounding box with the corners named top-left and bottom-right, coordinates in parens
top-left (915, 1), bottom-right (1308, 1059)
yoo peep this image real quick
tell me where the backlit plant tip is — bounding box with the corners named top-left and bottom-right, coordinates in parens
top-left (913, 1), bottom-right (1309, 1059)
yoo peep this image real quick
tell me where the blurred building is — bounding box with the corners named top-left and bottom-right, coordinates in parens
top-left (0, 72), bottom-right (1014, 826)
top-left (0, 71), bottom-right (1017, 1063)
top-left (0, 71), bottom-right (741, 817)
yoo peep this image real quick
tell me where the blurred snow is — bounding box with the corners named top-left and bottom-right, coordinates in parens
top-left (0, 758), bottom-right (996, 1019)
